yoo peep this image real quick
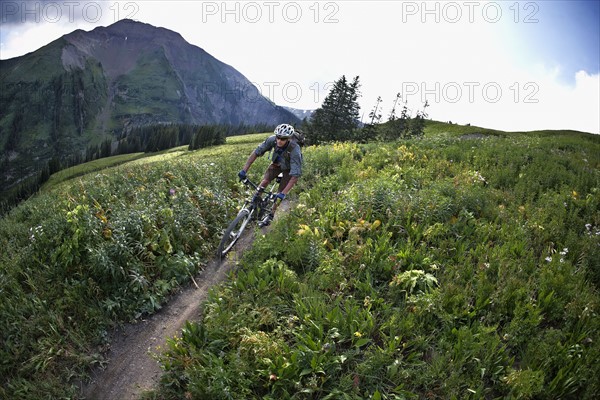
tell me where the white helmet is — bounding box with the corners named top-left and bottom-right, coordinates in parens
top-left (274, 124), bottom-right (294, 139)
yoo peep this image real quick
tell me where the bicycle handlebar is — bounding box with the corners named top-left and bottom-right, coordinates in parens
top-left (241, 177), bottom-right (280, 201)
top-left (241, 172), bottom-right (283, 192)
top-left (241, 177), bottom-right (259, 190)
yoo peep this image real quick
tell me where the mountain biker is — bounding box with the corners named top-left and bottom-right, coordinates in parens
top-left (238, 123), bottom-right (303, 225)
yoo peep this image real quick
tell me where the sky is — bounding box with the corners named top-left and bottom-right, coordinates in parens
top-left (1, 0), bottom-right (599, 133)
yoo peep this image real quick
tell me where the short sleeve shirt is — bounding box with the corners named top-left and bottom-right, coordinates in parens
top-left (255, 135), bottom-right (303, 177)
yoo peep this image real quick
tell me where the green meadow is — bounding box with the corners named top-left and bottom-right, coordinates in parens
top-left (1, 125), bottom-right (599, 399)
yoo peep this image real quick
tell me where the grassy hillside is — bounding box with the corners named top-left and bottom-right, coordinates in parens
top-left (1, 126), bottom-right (599, 399)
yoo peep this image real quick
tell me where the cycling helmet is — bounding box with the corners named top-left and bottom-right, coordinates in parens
top-left (274, 124), bottom-right (294, 139)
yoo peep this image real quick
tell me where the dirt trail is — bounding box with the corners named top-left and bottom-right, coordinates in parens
top-left (81, 203), bottom-right (289, 399)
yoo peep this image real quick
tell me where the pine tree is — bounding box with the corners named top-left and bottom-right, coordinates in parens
top-left (309, 75), bottom-right (361, 143)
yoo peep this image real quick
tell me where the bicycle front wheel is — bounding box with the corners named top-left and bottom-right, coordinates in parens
top-left (217, 208), bottom-right (252, 258)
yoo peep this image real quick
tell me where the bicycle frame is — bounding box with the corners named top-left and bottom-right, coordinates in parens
top-left (217, 174), bottom-right (282, 258)
top-left (242, 177), bottom-right (280, 218)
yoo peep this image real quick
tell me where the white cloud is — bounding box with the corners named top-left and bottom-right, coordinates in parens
top-left (1, 22), bottom-right (71, 58)
top-left (415, 67), bottom-right (600, 134)
top-left (535, 70), bottom-right (600, 133)
top-left (0, 0), bottom-right (118, 59)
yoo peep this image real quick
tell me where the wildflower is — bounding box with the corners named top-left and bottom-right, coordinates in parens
top-left (354, 331), bottom-right (362, 338)
top-left (545, 256), bottom-right (552, 262)
top-left (29, 225), bottom-right (43, 241)
top-left (559, 248), bottom-right (568, 256)
top-left (269, 373), bottom-right (278, 381)
top-left (169, 188), bottom-right (176, 196)
top-left (297, 224), bottom-right (310, 236)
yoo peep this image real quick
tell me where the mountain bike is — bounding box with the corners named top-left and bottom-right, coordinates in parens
top-left (217, 174), bottom-right (283, 259)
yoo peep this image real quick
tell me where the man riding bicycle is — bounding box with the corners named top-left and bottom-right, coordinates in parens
top-left (238, 124), bottom-right (303, 226)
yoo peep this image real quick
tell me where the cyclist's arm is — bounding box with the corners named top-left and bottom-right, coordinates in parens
top-left (281, 176), bottom-right (298, 195)
top-left (244, 136), bottom-right (276, 171)
top-left (289, 146), bottom-right (303, 178)
top-left (242, 151), bottom-right (258, 172)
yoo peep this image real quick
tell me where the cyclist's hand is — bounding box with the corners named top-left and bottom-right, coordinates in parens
top-left (276, 192), bottom-right (286, 201)
top-left (238, 170), bottom-right (247, 181)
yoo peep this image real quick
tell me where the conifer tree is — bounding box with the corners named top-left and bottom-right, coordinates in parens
top-left (309, 75), bottom-right (361, 143)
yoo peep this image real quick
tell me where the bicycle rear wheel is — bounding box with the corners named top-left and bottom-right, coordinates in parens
top-left (217, 208), bottom-right (252, 258)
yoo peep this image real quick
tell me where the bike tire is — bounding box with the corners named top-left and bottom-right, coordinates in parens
top-left (217, 208), bottom-right (252, 258)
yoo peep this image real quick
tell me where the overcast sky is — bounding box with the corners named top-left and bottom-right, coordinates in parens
top-left (1, 1), bottom-right (599, 133)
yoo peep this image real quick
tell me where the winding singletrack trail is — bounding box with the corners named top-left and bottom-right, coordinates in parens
top-left (81, 203), bottom-right (289, 399)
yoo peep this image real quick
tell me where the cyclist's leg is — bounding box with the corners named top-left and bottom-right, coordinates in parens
top-left (270, 170), bottom-right (291, 217)
top-left (277, 170), bottom-right (291, 193)
top-left (259, 163), bottom-right (280, 188)
top-left (258, 165), bottom-right (283, 226)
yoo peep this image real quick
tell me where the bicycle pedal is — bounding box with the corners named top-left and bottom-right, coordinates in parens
top-left (259, 215), bottom-right (273, 227)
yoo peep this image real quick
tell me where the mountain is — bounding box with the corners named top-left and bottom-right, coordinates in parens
top-left (283, 106), bottom-right (315, 121)
top-left (0, 19), bottom-right (299, 195)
